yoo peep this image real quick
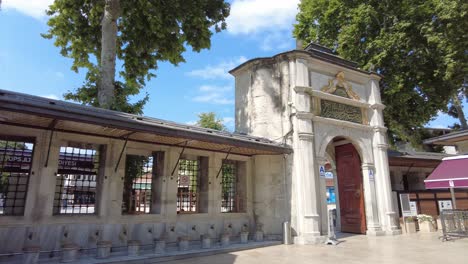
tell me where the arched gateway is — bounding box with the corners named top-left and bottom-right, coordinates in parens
top-left (230, 43), bottom-right (401, 244)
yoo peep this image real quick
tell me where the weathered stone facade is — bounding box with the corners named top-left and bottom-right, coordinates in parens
top-left (230, 45), bottom-right (401, 244)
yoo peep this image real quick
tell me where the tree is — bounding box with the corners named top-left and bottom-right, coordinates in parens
top-left (43, 0), bottom-right (230, 114)
top-left (196, 112), bottom-right (226, 131)
top-left (294, 0), bottom-right (468, 144)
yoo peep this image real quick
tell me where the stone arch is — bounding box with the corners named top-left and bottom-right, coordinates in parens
top-left (316, 132), bottom-right (372, 165)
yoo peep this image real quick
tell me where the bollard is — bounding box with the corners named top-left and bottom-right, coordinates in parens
top-left (154, 240), bottom-right (166, 254)
top-left (240, 231), bottom-right (249, 244)
top-left (283, 221), bottom-right (292, 244)
top-left (201, 235), bottom-right (211, 249)
top-left (178, 236), bottom-right (190, 251)
top-left (127, 240), bottom-right (140, 257)
top-left (60, 243), bottom-right (79, 263)
top-left (96, 241), bottom-right (111, 259)
top-left (254, 231), bottom-right (264, 242)
top-left (23, 246), bottom-right (40, 264)
top-left (221, 234), bottom-right (230, 246)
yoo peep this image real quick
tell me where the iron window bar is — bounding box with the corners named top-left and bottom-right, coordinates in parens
top-left (0, 136), bottom-right (35, 216)
top-left (53, 143), bottom-right (101, 215)
top-left (221, 160), bottom-right (238, 213)
top-left (177, 159), bottom-right (200, 213)
top-left (122, 155), bottom-right (154, 214)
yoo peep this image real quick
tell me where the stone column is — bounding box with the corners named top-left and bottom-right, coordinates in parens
top-left (292, 60), bottom-right (322, 243)
top-left (368, 76), bottom-right (401, 235)
top-left (316, 156), bottom-right (329, 235)
top-left (361, 163), bottom-right (383, 235)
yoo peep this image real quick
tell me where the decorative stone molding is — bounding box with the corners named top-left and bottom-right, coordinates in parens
top-left (298, 132), bottom-right (314, 141)
top-left (373, 126), bottom-right (388, 133)
top-left (376, 143), bottom-right (389, 150)
top-left (321, 72), bottom-right (361, 100)
top-left (296, 111), bottom-right (315, 120)
top-left (370, 103), bottom-right (386, 110)
top-left (304, 214), bottom-right (320, 219)
top-left (294, 86), bottom-right (370, 109)
top-left (361, 163), bottom-right (375, 170)
top-left (311, 116), bottom-right (374, 131)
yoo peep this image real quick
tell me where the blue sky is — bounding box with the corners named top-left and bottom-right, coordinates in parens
top-left (0, 0), bottom-right (465, 131)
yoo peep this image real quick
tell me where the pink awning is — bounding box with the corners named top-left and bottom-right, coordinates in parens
top-left (424, 155), bottom-right (468, 189)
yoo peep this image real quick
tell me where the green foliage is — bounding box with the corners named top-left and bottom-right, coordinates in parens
top-left (43, 0), bottom-right (230, 113)
top-left (196, 112), bottom-right (226, 131)
top-left (294, 0), bottom-right (468, 144)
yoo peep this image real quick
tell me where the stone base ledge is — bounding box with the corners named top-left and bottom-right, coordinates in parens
top-left (293, 233), bottom-right (326, 245)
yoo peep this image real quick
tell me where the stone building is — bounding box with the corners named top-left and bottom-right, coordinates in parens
top-left (0, 44), bottom-right (402, 261)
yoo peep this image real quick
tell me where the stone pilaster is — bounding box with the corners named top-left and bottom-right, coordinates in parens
top-left (361, 163), bottom-right (384, 235)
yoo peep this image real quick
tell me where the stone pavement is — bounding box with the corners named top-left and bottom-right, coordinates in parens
top-left (159, 233), bottom-right (468, 264)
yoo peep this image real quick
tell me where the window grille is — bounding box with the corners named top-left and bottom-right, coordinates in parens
top-left (0, 136), bottom-right (34, 216)
top-left (122, 155), bottom-right (154, 214)
top-left (177, 159), bottom-right (199, 213)
top-left (53, 143), bottom-right (101, 215)
top-left (221, 160), bottom-right (238, 213)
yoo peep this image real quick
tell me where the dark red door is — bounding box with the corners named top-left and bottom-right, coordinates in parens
top-left (335, 143), bottom-right (366, 234)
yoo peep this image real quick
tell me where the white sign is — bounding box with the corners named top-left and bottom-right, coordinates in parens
top-left (449, 180), bottom-right (454, 187)
top-left (319, 166), bottom-right (326, 178)
top-left (369, 169), bottom-right (374, 181)
top-left (409, 201), bottom-right (418, 216)
top-left (438, 200), bottom-right (453, 213)
top-left (400, 193), bottom-right (417, 217)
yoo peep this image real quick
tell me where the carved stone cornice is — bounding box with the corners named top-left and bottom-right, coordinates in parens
top-left (298, 132), bottom-right (314, 141)
top-left (370, 103), bottom-right (386, 110)
top-left (311, 116), bottom-right (374, 131)
top-left (376, 143), bottom-right (389, 150)
top-left (296, 111), bottom-right (315, 120)
top-left (373, 126), bottom-right (388, 133)
top-left (361, 163), bottom-right (375, 170)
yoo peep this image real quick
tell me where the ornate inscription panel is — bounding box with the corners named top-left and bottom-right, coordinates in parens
top-left (320, 99), bottom-right (362, 124)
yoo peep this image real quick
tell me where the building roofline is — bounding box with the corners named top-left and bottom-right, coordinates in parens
top-left (0, 89), bottom-right (292, 155)
top-left (229, 49), bottom-right (382, 79)
top-left (423, 129), bottom-right (468, 145)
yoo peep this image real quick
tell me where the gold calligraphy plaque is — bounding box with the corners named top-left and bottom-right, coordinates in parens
top-left (320, 99), bottom-right (362, 124)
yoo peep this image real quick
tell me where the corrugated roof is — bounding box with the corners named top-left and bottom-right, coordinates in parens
top-left (0, 89), bottom-right (292, 156)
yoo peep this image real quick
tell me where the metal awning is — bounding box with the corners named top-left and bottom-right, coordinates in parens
top-left (424, 155), bottom-right (468, 189)
top-left (0, 89), bottom-right (292, 156)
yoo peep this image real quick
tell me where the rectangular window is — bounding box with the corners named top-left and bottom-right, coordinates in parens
top-left (177, 159), bottom-right (199, 213)
top-left (122, 155), bottom-right (154, 214)
top-left (53, 143), bottom-right (102, 215)
top-left (221, 160), bottom-right (238, 213)
top-left (0, 136), bottom-right (35, 216)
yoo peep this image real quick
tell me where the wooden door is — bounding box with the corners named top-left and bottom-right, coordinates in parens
top-left (335, 143), bottom-right (366, 234)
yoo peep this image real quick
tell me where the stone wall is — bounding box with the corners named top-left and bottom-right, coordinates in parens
top-left (0, 124), bottom-right (285, 254)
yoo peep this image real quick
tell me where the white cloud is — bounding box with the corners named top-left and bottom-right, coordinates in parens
top-left (227, 0), bottom-right (300, 35)
top-left (42, 94), bottom-right (60, 100)
top-left (187, 56), bottom-right (247, 80)
top-left (192, 85), bottom-right (234, 105)
top-left (259, 31), bottom-right (295, 51)
top-left (3, 0), bottom-right (54, 19)
top-left (186, 120), bottom-right (197, 126)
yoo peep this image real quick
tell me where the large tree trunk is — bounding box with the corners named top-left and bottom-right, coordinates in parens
top-left (99, 0), bottom-right (120, 109)
top-left (453, 94), bottom-right (468, 129)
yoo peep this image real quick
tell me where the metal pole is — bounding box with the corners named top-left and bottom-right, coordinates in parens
top-left (450, 187), bottom-right (457, 209)
top-left (283, 221), bottom-right (292, 244)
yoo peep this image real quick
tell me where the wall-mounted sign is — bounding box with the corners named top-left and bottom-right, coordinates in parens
top-left (320, 99), bottom-right (363, 124)
top-left (319, 165), bottom-right (326, 178)
top-left (369, 169), bottom-right (374, 181)
top-left (438, 200), bottom-right (453, 213)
